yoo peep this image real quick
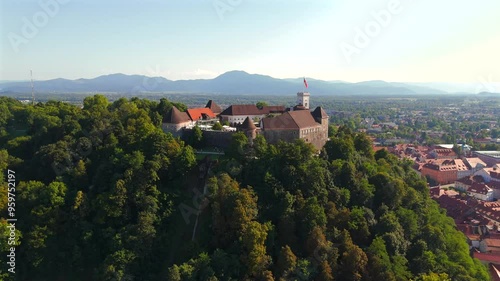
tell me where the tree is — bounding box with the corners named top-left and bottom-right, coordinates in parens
top-left (354, 133), bottom-right (374, 159)
top-left (189, 125), bottom-right (204, 148)
top-left (240, 221), bottom-right (272, 278)
top-left (316, 260), bottom-right (335, 281)
top-left (256, 101), bottom-right (268, 109)
top-left (324, 136), bottom-right (355, 161)
top-left (339, 230), bottom-right (367, 281)
top-left (227, 132), bottom-right (249, 161)
top-left (414, 272), bottom-right (451, 281)
top-left (275, 245), bottom-right (297, 278)
top-left (209, 173), bottom-right (258, 247)
top-left (212, 122), bottom-right (223, 131)
top-left (297, 197), bottom-right (327, 240)
top-left (366, 237), bottom-right (396, 281)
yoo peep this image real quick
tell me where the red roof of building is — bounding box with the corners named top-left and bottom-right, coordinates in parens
top-left (239, 117), bottom-right (257, 130)
top-left (186, 108), bottom-right (216, 121)
top-left (205, 100), bottom-right (222, 114)
top-left (456, 176), bottom-right (473, 186)
top-left (474, 252), bottom-right (500, 264)
top-left (484, 238), bottom-right (500, 248)
top-left (262, 110), bottom-right (319, 130)
top-left (468, 182), bottom-right (492, 195)
top-left (220, 105), bottom-right (286, 116)
top-left (489, 181), bottom-right (500, 189)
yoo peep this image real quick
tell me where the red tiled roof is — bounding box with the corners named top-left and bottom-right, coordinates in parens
top-left (289, 110), bottom-right (320, 129)
top-left (262, 110), bottom-right (319, 130)
top-left (468, 182), bottom-right (492, 195)
top-left (205, 100), bottom-right (222, 114)
top-left (239, 117), bottom-right (256, 130)
top-left (456, 176), bottom-right (473, 186)
top-left (488, 181), bottom-right (500, 189)
top-left (484, 238), bottom-right (500, 248)
top-left (186, 108), bottom-right (216, 121)
top-left (292, 105), bottom-right (307, 111)
top-left (474, 252), bottom-right (500, 263)
top-left (262, 112), bottom-right (299, 130)
top-left (465, 157), bottom-right (487, 169)
top-left (266, 106), bottom-right (286, 113)
top-left (455, 159), bottom-right (469, 171)
top-left (220, 105), bottom-right (286, 116)
top-left (430, 187), bottom-right (441, 197)
top-left (434, 148), bottom-right (455, 155)
top-left (220, 105), bottom-right (262, 116)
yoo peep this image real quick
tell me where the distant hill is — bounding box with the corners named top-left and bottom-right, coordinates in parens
top-left (0, 70), bottom-right (454, 96)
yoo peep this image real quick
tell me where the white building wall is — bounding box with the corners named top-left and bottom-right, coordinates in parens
top-left (222, 114), bottom-right (265, 124)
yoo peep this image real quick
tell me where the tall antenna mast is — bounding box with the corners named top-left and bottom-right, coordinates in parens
top-left (30, 70), bottom-right (35, 105)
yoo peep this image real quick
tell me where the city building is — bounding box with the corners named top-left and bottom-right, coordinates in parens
top-left (475, 151), bottom-right (500, 167)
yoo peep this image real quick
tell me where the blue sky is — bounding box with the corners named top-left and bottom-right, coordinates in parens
top-left (1, 0), bottom-right (500, 83)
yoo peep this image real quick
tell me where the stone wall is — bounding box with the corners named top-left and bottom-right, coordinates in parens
top-left (263, 129), bottom-right (299, 146)
top-left (183, 129), bottom-right (235, 148)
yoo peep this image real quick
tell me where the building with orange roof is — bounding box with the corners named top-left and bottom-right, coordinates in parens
top-left (186, 108), bottom-right (217, 122)
top-left (421, 159), bottom-right (458, 184)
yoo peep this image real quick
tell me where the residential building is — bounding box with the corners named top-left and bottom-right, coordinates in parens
top-left (421, 159), bottom-right (458, 184)
top-left (467, 182), bottom-right (495, 201)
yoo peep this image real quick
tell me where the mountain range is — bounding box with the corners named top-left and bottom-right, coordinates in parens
top-left (0, 71), bottom-right (497, 96)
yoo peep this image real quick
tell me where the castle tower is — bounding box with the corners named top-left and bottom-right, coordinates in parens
top-left (312, 106), bottom-right (329, 139)
top-left (240, 117), bottom-right (257, 145)
top-left (297, 92), bottom-right (310, 109)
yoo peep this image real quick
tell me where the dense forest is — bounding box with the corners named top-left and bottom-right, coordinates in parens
top-left (0, 96), bottom-right (490, 280)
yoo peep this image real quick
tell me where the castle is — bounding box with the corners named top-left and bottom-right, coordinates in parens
top-left (162, 92), bottom-right (329, 150)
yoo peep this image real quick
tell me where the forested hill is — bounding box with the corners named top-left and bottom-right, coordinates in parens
top-left (0, 96), bottom-right (490, 281)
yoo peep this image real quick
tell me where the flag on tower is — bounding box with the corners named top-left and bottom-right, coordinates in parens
top-left (303, 77), bottom-right (308, 88)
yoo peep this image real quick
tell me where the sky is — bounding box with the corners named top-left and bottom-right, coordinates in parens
top-left (1, 0), bottom-right (500, 84)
